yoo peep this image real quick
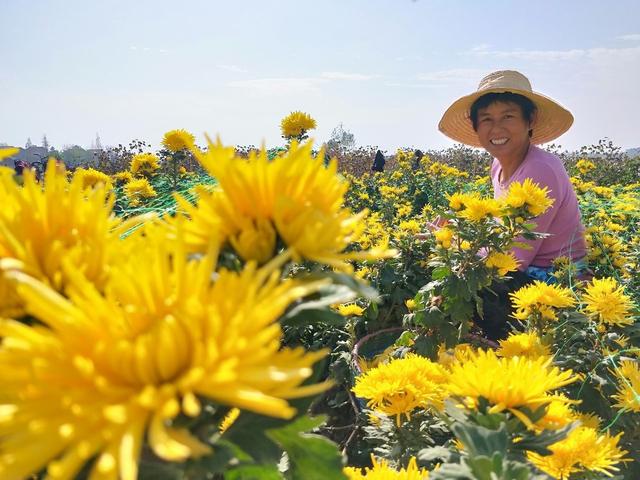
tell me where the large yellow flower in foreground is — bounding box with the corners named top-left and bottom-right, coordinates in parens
top-left (175, 138), bottom-right (395, 268)
top-left (500, 178), bottom-right (554, 217)
top-left (527, 426), bottom-right (628, 479)
top-left (612, 360), bottom-right (640, 413)
top-left (509, 281), bottom-right (576, 322)
top-left (456, 197), bottom-right (502, 222)
top-left (0, 161), bottom-right (121, 297)
top-left (0, 234), bottom-right (330, 480)
top-left (280, 111), bottom-right (316, 139)
top-left (582, 277), bottom-right (635, 327)
top-left (447, 350), bottom-right (578, 425)
top-left (0, 147), bottom-right (19, 161)
top-left (352, 354), bottom-right (449, 425)
top-left (344, 456), bottom-right (429, 479)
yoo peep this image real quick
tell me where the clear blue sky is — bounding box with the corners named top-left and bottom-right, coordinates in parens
top-left (2, 0), bottom-right (639, 151)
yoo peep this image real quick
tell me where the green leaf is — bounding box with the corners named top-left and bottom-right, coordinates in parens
top-left (224, 464), bottom-right (283, 479)
top-left (451, 421), bottom-right (509, 457)
top-left (281, 306), bottom-right (346, 327)
top-left (265, 415), bottom-right (346, 480)
top-left (432, 266), bottom-right (451, 280)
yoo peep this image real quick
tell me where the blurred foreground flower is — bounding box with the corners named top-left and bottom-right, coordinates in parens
top-left (0, 232), bottom-right (331, 480)
top-left (0, 161), bottom-right (122, 315)
top-left (174, 138), bottom-right (396, 269)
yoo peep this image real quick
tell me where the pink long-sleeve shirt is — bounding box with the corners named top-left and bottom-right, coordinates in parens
top-left (491, 145), bottom-right (587, 269)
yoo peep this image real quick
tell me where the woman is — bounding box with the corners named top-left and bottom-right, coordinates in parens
top-left (438, 70), bottom-right (588, 338)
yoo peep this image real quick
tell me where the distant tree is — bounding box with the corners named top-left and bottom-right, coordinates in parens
top-left (326, 123), bottom-right (356, 157)
top-left (25, 137), bottom-right (33, 148)
top-left (42, 135), bottom-right (49, 152)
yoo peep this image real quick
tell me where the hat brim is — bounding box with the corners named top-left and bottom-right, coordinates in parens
top-left (438, 88), bottom-right (574, 147)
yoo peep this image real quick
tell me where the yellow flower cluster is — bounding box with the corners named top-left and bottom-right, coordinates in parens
top-left (500, 178), bottom-right (554, 216)
top-left (428, 162), bottom-right (468, 178)
top-left (124, 177), bottom-right (157, 206)
top-left (527, 426), bottom-right (627, 479)
top-left (352, 354), bottom-right (449, 425)
top-left (509, 281), bottom-right (576, 322)
top-left (496, 331), bottom-right (552, 360)
top-left (575, 158), bottom-right (596, 175)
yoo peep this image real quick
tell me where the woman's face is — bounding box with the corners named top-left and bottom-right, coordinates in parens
top-left (474, 101), bottom-right (536, 161)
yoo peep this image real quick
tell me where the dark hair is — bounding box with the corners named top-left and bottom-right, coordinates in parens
top-left (469, 92), bottom-right (537, 135)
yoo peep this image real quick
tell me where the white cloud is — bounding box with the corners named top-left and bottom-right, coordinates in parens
top-left (617, 33), bottom-right (640, 41)
top-left (217, 64), bottom-right (248, 73)
top-left (227, 77), bottom-right (328, 95)
top-left (468, 45), bottom-right (640, 62)
top-left (320, 71), bottom-right (374, 81)
top-left (415, 68), bottom-right (487, 83)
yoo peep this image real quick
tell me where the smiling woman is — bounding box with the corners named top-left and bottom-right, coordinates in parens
top-left (438, 70), bottom-right (589, 339)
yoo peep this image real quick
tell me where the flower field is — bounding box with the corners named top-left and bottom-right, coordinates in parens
top-left (0, 118), bottom-right (638, 480)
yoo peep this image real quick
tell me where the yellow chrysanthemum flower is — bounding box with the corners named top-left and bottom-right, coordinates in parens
top-left (0, 161), bottom-right (121, 297)
top-left (582, 277), bottom-right (634, 327)
top-left (436, 343), bottom-right (477, 369)
top-left (124, 177), bottom-right (157, 206)
top-left (447, 350), bottom-right (578, 425)
top-left (352, 354), bottom-right (449, 426)
top-left (73, 167), bottom-right (113, 191)
top-left (527, 426), bottom-right (628, 480)
top-left (0, 234), bottom-right (330, 480)
top-left (500, 178), bottom-right (554, 217)
top-left (533, 396), bottom-right (577, 431)
top-left (484, 251), bottom-right (520, 276)
top-left (445, 191), bottom-right (478, 211)
top-left (174, 138), bottom-right (395, 269)
top-left (113, 170), bottom-right (134, 183)
top-left (575, 158), bottom-right (596, 175)
top-left (344, 456), bottom-right (429, 479)
top-left (336, 303), bottom-right (365, 316)
top-left (162, 129), bottom-right (196, 153)
top-left (456, 197), bottom-right (502, 222)
top-left (280, 111), bottom-right (317, 139)
top-left (496, 332), bottom-right (551, 360)
top-left (0, 147), bottom-right (19, 161)
top-left (612, 360), bottom-right (640, 412)
top-left (433, 227), bottom-right (453, 249)
top-left (130, 152), bottom-right (161, 176)
top-left (509, 281), bottom-right (576, 322)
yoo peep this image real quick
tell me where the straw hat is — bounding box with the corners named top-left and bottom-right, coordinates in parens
top-left (438, 70), bottom-right (573, 147)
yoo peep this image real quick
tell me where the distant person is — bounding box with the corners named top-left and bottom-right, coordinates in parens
top-left (371, 150), bottom-right (385, 172)
top-left (13, 160), bottom-right (28, 185)
top-left (413, 149), bottom-right (424, 170)
top-left (438, 70), bottom-right (588, 339)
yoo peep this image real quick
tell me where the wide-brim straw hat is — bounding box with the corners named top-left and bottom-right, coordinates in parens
top-left (438, 70), bottom-right (574, 147)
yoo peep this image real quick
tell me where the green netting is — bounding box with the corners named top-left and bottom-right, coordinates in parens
top-left (115, 172), bottom-right (217, 237)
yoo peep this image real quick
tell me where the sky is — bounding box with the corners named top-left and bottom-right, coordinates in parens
top-left (2, 0), bottom-right (639, 152)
